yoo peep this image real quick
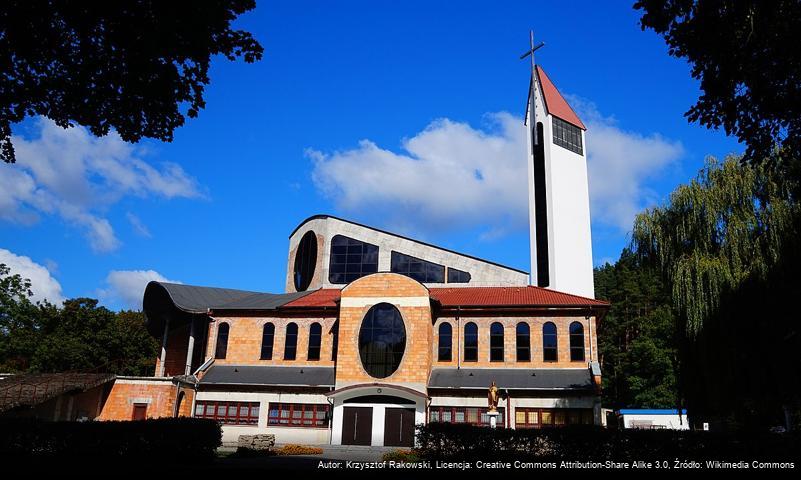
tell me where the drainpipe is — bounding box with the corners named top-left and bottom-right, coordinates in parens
top-left (327, 388), bottom-right (334, 445)
top-left (456, 307), bottom-right (461, 370)
top-left (505, 389), bottom-right (511, 429)
top-left (586, 311), bottom-right (594, 363)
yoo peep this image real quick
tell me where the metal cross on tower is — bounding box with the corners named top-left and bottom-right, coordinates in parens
top-left (520, 30), bottom-right (545, 145)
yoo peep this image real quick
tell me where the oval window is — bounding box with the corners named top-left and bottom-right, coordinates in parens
top-left (293, 231), bottom-right (317, 291)
top-left (358, 303), bottom-right (406, 378)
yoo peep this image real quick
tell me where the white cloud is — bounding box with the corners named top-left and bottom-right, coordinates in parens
top-left (310, 113), bottom-right (529, 236)
top-left (310, 103), bottom-right (683, 237)
top-left (99, 269), bottom-right (181, 310)
top-left (0, 118), bottom-right (202, 252)
top-left (569, 96), bottom-right (685, 232)
top-left (0, 248), bottom-right (64, 304)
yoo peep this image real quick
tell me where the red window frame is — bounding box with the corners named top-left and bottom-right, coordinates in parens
top-left (427, 406), bottom-right (506, 427)
top-left (514, 408), bottom-right (594, 429)
top-left (267, 403), bottom-right (330, 428)
top-left (194, 401), bottom-right (260, 425)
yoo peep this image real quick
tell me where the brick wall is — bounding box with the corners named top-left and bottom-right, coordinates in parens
top-left (432, 315), bottom-right (598, 368)
top-left (154, 323), bottom-right (190, 377)
top-left (206, 315), bottom-right (337, 366)
top-left (97, 379), bottom-right (179, 421)
top-left (336, 273), bottom-right (432, 387)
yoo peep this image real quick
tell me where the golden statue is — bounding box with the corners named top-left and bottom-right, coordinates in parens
top-left (488, 381), bottom-right (499, 412)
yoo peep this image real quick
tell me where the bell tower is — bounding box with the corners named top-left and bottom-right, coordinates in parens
top-left (522, 33), bottom-right (595, 298)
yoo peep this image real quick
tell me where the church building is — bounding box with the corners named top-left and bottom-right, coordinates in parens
top-left (12, 63), bottom-right (607, 448)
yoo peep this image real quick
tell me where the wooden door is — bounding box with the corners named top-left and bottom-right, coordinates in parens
top-left (384, 408), bottom-right (415, 447)
top-left (342, 407), bottom-right (372, 445)
top-left (132, 403), bottom-right (148, 421)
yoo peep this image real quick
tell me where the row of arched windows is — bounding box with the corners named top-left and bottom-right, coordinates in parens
top-left (437, 321), bottom-right (586, 363)
top-left (215, 322), bottom-right (333, 361)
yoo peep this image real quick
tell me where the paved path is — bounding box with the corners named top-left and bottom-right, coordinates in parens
top-left (214, 444), bottom-right (403, 470)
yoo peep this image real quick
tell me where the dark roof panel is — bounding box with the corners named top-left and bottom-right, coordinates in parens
top-left (199, 365), bottom-right (335, 387)
top-left (0, 373), bottom-right (116, 412)
top-left (428, 368), bottom-right (593, 390)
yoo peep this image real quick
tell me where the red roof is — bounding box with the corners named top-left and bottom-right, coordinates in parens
top-left (536, 65), bottom-right (586, 130)
top-left (283, 288), bottom-right (340, 308)
top-left (282, 286), bottom-right (607, 309)
top-left (430, 286), bottom-right (607, 308)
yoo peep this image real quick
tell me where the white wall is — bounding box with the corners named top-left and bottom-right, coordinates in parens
top-left (621, 413), bottom-right (690, 430)
top-left (329, 386), bottom-right (426, 447)
top-left (195, 390), bottom-right (332, 445)
top-left (287, 216), bottom-right (529, 292)
top-left (527, 76), bottom-right (595, 299)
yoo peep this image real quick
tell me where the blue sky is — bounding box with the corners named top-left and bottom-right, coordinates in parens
top-left (0, 1), bottom-right (741, 309)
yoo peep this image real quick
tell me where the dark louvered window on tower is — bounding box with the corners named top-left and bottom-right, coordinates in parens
top-left (552, 116), bottom-right (583, 155)
top-left (328, 235), bottom-right (379, 284)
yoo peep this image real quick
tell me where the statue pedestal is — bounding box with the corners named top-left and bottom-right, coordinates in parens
top-left (487, 411), bottom-right (500, 429)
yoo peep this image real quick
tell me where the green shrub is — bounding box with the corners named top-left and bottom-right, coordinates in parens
top-left (415, 422), bottom-right (800, 461)
top-left (0, 417), bottom-right (221, 463)
top-left (382, 449), bottom-right (419, 462)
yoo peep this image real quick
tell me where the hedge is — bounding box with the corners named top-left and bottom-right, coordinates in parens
top-left (0, 417), bottom-right (222, 463)
top-left (415, 423), bottom-right (801, 461)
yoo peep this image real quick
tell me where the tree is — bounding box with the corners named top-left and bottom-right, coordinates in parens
top-left (595, 250), bottom-right (678, 410)
top-left (0, 0), bottom-right (263, 163)
top-left (632, 156), bottom-right (801, 429)
top-left (0, 263), bottom-right (46, 371)
top-left (0, 265), bottom-right (159, 375)
top-left (634, 0), bottom-right (801, 164)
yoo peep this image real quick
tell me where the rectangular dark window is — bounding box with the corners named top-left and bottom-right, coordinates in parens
top-left (267, 403), bottom-right (329, 428)
top-left (329, 235), bottom-right (379, 284)
top-left (447, 267), bottom-right (471, 284)
top-left (195, 401), bottom-right (259, 425)
top-left (429, 407), bottom-right (505, 427)
top-left (552, 116), bottom-right (583, 155)
top-left (515, 408), bottom-right (593, 428)
top-left (390, 251), bottom-right (445, 283)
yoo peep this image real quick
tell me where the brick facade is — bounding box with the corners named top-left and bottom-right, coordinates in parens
top-left (432, 315), bottom-right (598, 368)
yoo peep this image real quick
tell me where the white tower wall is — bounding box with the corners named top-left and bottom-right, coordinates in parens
top-left (526, 68), bottom-right (595, 298)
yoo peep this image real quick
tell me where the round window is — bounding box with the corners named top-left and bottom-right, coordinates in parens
top-left (293, 231), bottom-right (317, 291)
top-left (358, 303), bottom-right (406, 378)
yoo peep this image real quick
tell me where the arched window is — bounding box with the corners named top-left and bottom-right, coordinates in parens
top-left (214, 322), bottom-right (229, 359)
top-left (359, 303), bottom-right (406, 378)
top-left (516, 322), bottom-right (531, 362)
top-left (543, 322), bottom-right (557, 362)
top-left (308, 322), bottom-right (322, 361)
top-left (260, 323), bottom-right (275, 360)
top-left (464, 322), bottom-right (478, 362)
top-left (490, 323), bottom-right (504, 362)
top-left (438, 323), bottom-right (452, 362)
top-left (331, 322), bottom-right (339, 361)
top-left (284, 323), bottom-right (298, 360)
top-left (570, 322), bottom-right (585, 362)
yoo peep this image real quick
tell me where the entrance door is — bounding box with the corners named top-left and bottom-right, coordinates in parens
top-left (131, 403), bottom-right (147, 421)
top-left (384, 408), bottom-right (415, 447)
top-left (342, 407), bottom-right (373, 445)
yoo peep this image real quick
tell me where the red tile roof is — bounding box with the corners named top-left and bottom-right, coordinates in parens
top-left (430, 286), bottom-right (607, 308)
top-left (536, 65), bottom-right (586, 130)
top-left (282, 286), bottom-right (608, 309)
top-left (282, 288), bottom-right (340, 308)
